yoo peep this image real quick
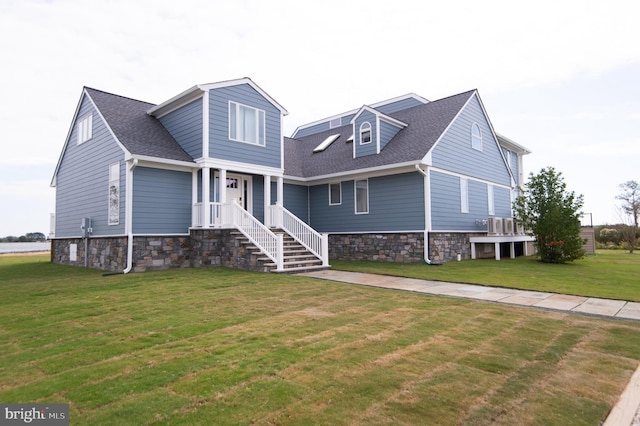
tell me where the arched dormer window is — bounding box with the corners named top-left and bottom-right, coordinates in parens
top-left (359, 122), bottom-right (371, 145)
top-left (471, 122), bottom-right (482, 151)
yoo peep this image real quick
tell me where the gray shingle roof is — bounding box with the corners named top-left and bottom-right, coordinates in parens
top-left (85, 87), bottom-right (194, 163)
top-left (284, 90), bottom-right (476, 178)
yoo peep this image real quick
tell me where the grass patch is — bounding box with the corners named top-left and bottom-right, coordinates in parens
top-left (0, 254), bottom-right (639, 424)
top-left (331, 250), bottom-right (640, 301)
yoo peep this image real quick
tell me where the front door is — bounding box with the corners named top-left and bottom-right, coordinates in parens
top-left (222, 173), bottom-right (251, 212)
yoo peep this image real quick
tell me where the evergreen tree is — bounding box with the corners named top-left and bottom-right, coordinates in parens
top-left (513, 167), bottom-right (585, 263)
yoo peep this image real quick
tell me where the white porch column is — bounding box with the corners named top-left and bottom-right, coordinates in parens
top-left (192, 170), bottom-right (198, 227)
top-left (264, 175), bottom-right (272, 227)
top-left (277, 176), bottom-right (284, 206)
top-left (510, 242), bottom-right (516, 259)
top-left (219, 169), bottom-right (227, 204)
top-left (471, 242), bottom-right (477, 260)
top-left (495, 242), bottom-right (501, 261)
top-left (202, 167), bottom-right (210, 227)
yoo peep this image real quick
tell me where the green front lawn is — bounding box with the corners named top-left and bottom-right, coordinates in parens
top-left (331, 250), bottom-right (640, 302)
top-left (0, 253), bottom-right (639, 425)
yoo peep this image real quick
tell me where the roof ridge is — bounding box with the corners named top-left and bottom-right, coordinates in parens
top-left (84, 86), bottom-right (155, 107)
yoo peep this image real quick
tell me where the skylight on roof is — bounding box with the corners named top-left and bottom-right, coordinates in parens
top-left (313, 134), bottom-right (340, 153)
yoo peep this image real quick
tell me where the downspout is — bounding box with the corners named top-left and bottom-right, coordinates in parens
top-left (414, 164), bottom-right (432, 264)
top-left (123, 158), bottom-right (138, 274)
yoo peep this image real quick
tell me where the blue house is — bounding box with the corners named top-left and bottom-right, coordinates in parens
top-left (50, 78), bottom-right (532, 273)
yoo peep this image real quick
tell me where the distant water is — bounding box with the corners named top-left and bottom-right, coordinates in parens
top-left (0, 242), bottom-right (51, 254)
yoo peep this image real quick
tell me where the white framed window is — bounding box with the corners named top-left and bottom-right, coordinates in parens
top-left (329, 183), bottom-right (342, 205)
top-left (460, 177), bottom-right (469, 213)
top-left (355, 179), bottom-right (369, 214)
top-left (471, 122), bottom-right (482, 151)
top-left (229, 101), bottom-right (266, 146)
top-left (77, 114), bottom-right (93, 145)
top-left (359, 122), bottom-right (371, 145)
top-left (108, 162), bottom-right (120, 225)
top-left (329, 117), bottom-right (342, 128)
top-left (487, 184), bottom-right (495, 216)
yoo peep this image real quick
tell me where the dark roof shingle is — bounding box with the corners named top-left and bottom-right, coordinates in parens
top-left (85, 87), bottom-right (194, 163)
top-left (284, 90), bottom-right (475, 178)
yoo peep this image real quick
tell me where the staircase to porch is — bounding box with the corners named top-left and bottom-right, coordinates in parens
top-left (231, 229), bottom-right (329, 273)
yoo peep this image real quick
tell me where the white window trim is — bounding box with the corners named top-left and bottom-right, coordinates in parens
top-left (108, 162), bottom-right (120, 225)
top-left (488, 184), bottom-right (495, 216)
top-left (77, 113), bottom-right (93, 145)
top-left (228, 101), bottom-right (266, 146)
top-left (329, 182), bottom-right (342, 206)
top-left (471, 122), bottom-right (482, 151)
top-left (355, 179), bottom-right (369, 214)
top-left (460, 177), bottom-right (469, 213)
top-left (359, 122), bottom-right (372, 145)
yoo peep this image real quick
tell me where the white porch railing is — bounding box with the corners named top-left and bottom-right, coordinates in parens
top-left (267, 203), bottom-right (329, 267)
top-left (193, 201), bottom-right (284, 271)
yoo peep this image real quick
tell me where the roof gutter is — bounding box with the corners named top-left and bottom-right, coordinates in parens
top-left (123, 158), bottom-right (138, 274)
top-left (414, 164), bottom-right (432, 264)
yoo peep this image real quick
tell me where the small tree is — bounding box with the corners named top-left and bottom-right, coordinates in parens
top-left (616, 180), bottom-right (639, 253)
top-left (513, 167), bottom-right (585, 263)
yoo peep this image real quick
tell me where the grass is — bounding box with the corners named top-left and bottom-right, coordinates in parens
top-left (0, 253), bottom-right (639, 425)
top-left (331, 250), bottom-right (640, 302)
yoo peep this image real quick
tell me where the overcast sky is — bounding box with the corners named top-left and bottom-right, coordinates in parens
top-left (1, 0), bottom-right (639, 236)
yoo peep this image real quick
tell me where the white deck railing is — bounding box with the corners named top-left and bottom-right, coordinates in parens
top-left (267, 203), bottom-right (329, 267)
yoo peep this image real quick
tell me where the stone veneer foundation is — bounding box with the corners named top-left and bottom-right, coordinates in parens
top-left (52, 230), bottom-right (485, 272)
top-left (51, 229), bottom-right (271, 273)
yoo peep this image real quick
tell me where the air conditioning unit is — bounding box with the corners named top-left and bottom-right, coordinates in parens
top-left (487, 217), bottom-right (503, 235)
top-left (516, 222), bottom-right (525, 235)
top-left (503, 218), bottom-right (514, 235)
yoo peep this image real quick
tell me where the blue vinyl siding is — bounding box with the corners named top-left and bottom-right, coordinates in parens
top-left (379, 121), bottom-right (401, 151)
top-left (430, 170), bottom-right (511, 231)
top-left (252, 175), bottom-right (265, 223)
top-left (158, 98), bottom-right (203, 159)
top-left (310, 172), bottom-right (424, 232)
top-left (495, 186), bottom-right (512, 217)
top-left (375, 97), bottom-right (425, 114)
top-left (431, 94), bottom-right (511, 185)
top-left (283, 183), bottom-right (309, 223)
top-left (132, 167), bottom-right (191, 234)
top-left (209, 84), bottom-right (281, 168)
top-left (55, 95), bottom-right (126, 237)
top-left (354, 110), bottom-right (378, 158)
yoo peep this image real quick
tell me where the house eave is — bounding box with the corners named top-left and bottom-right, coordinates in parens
top-left (284, 161), bottom-right (422, 184)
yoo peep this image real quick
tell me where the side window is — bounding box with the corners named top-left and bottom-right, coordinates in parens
top-left (460, 177), bottom-right (469, 213)
top-left (108, 162), bottom-right (120, 225)
top-left (329, 183), bottom-right (341, 205)
top-left (471, 122), bottom-right (482, 151)
top-left (77, 113), bottom-right (93, 145)
top-left (229, 101), bottom-right (266, 146)
top-left (355, 179), bottom-right (369, 214)
top-left (359, 122), bottom-right (371, 145)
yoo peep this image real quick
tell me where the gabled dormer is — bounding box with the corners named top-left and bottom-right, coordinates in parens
top-left (148, 78), bottom-right (288, 170)
top-left (351, 106), bottom-right (408, 158)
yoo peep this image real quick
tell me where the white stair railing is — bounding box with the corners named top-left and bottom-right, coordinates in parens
top-left (225, 201), bottom-right (284, 271)
top-left (268, 203), bottom-right (329, 267)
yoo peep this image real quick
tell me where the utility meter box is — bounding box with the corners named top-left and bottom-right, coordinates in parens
top-left (80, 218), bottom-right (92, 237)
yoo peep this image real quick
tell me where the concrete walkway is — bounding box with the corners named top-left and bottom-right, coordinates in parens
top-left (298, 269), bottom-right (640, 425)
top-left (299, 270), bottom-right (640, 321)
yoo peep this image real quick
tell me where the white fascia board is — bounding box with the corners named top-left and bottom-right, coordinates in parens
top-left (196, 157), bottom-right (284, 177)
top-left (129, 156), bottom-right (197, 172)
top-left (199, 77), bottom-right (288, 115)
top-left (284, 161), bottom-right (421, 185)
top-left (428, 166), bottom-right (512, 190)
top-left (378, 114), bottom-right (408, 128)
top-left (496, 133), bottom-right (532, 155)
top-left (146, 85), bottom-right (203, 117)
